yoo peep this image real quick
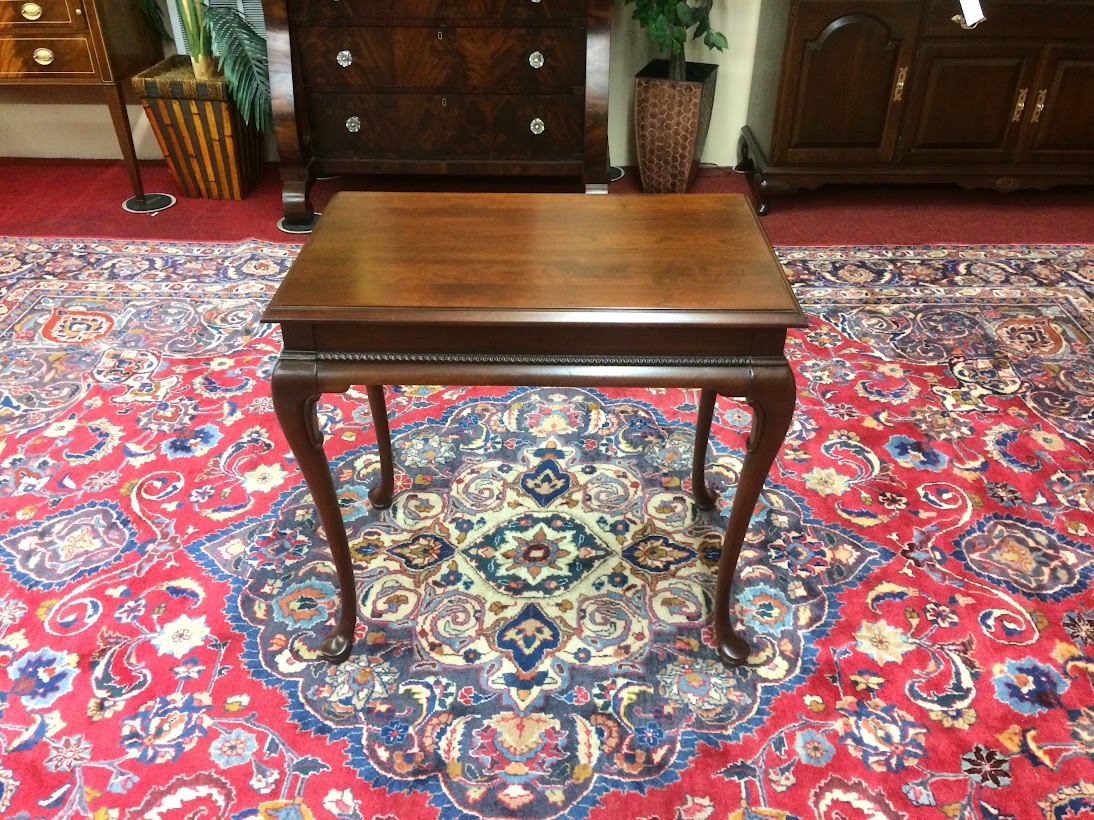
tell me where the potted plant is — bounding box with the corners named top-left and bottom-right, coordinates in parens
top-left (624, 0), bottom-right (729, 192)
top-left (131, 0), bottom-right (271, 200)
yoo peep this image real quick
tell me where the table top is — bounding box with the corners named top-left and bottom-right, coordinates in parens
top-left (263, 192), bottom-right (805, 331)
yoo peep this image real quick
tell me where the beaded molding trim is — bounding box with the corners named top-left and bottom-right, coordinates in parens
top-left (314, 351), bottom-right (775, 367)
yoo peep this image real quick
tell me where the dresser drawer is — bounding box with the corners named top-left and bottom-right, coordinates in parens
top-left (295, 26), bottom-right (585, 92)
top-left (0, 0), bottom-right (77, 26)
top-left (306, 92), bottom-right (583, 160)
top-left (0, 35), bottom-right (96, 76)
top-left (287, 0), bottom-right (585, 24)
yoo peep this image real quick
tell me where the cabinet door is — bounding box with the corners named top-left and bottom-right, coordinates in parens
top-left (773, 1), bottom-right (918, 164)
top-left (900, 42), bottom-right (1040, 164)
top-left (1016, 45), bottom-right (1094, 166)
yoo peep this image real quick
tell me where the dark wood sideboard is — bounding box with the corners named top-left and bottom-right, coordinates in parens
top-left (738, 0), bottom-right (1094, 212)
top-left (0, 0), bottom-right (164, 209)
top-left (261, 0), bottom-right (613, 228)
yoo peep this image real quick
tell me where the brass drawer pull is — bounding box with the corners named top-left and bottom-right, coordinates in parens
top-left (33, 47), bottom-right (55, 66)
top-left (529, 51), bottom-right (544, 69)
top-left (530, 117), bottom-right (545, 135)
top-left (345, 116), bottom-right (361, 133)
top-left (336, 49), bottom-right (352, 67)
top-left (21, 2), bottom-right (43, 20)
top-left (1011, 88), bottom-right (1027, 121)
top-left (1031, 89), bottom-right (1047, 123)
top-left (891, 66), bottom-right (908, 102)
top-left (950, 13), bottom-right (982, 29)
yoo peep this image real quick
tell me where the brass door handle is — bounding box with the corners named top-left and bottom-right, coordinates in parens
top-left (891, 66), bottom-right (908, 102)
top-left (1012, 88), bottom-right (1027, 122)
top-left (950, 13), bottom-right (982, 29)
top-left (21, 2), bottom-right (43, 19)
top-left (1031, 89), bottom-right (1047, 123)
top-left (33, 47), bottom-right (55, 66)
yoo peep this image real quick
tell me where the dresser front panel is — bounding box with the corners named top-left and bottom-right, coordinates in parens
top-left (295, 26), bottom-right (585, 92)
top-left (307, 92), bottom-right (583, 160)
top-left (287, 0), bottom-right (585, 24)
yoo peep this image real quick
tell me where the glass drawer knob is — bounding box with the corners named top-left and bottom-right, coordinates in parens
top-left (21, 2), bottom-right (43, 19)
top-left (336, 49), bottom-right (352, 67)
top-left (346, 116), bottom-right (361, 133)
top-left (33, 47), bottom-right (54, 66)
top-left (529, 51), bottom-right (544, 69)
top-left (530, 117), bottom-right (545, 135)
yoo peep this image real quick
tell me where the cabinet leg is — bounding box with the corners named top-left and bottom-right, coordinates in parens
top-left (713, 366), bottom-right (796, 667)
top-left (271, 356), bottom-right (356, 663)
top-left (105, 83), bottom-right (175, 214)
top-left (278, 165), bottom-right (319, 233)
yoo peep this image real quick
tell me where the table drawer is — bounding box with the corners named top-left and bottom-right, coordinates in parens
top-left (287, 0), bottom-right (585, 24)
top-left (0, 0), bottom-right (77, 26)
top-left (307, 92), bottom-right (583, 160)
top-left (0, 34), bottom-right (95, 76)
top-left (295, 26), bottom-right (585, 92)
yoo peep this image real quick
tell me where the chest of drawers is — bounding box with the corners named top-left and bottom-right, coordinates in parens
top-left (261, 0), bottom-right (612, 228)
top-left (0, 0), bottom-right (163, 209)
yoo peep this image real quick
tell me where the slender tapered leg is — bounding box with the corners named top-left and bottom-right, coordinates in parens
top-left (271, 356), bottom-right (356, 662)
top-left (692, 388), bottom-right (717, 510)
top-left (366, 385), bottom-right (394, 509)
top-left (714, 365), bottom-right (796, 667)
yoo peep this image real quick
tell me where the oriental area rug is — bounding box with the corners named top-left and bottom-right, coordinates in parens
top-left (0, 238), bottom-right (1092, 820)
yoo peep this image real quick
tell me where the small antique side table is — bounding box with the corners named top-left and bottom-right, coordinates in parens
top-left (262, 191), bottom-right (806, 667)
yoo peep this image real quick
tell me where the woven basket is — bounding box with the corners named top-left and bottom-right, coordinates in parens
top-left (132, 55), bottom-right (262, 200)
top-left (634, 60), bottom-right (718, 194)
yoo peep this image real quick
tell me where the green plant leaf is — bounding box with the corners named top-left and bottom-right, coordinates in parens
top-left (204, 4), bottom-right (272, 132)
top-left (177, 0), bottom-right (208, 59)
top-left (623, 0), bottom-right (730, 61)
top-left (704, 30), bottom-right (729, 51)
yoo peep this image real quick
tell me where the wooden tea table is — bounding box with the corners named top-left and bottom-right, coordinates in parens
top-left (262, 191), bottom-right (806, 668)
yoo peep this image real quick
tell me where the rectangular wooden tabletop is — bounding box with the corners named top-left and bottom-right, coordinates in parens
top-left (262, 192), bottom-right (806, 330)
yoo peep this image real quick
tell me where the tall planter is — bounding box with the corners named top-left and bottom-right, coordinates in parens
top-left (634, 59), bottom-right (718, 193)
top-left (132, 55), bottom-right (263, 201)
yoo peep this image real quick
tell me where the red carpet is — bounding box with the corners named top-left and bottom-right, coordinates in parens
top-left (0, 236), bottom-right (1091, 818)
top-left (1, 158), bottom-right (1092, 245)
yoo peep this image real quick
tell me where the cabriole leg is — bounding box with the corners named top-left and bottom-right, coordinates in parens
top-left (713, 365), bottom-right (796, 667)
top-left (271, 356), bottom-right (356, 663)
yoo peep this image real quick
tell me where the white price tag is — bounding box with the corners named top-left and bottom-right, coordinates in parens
top-left (959, 0), bottom-right (986, 26)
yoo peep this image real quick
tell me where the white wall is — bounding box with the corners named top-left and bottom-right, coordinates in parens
top-left (0, 102), bottom-right (164, 160)
top-left (0, 2), bottom-right (762, 168)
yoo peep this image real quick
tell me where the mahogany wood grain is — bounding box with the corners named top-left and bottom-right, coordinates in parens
top-left (261, 0), bottom-right (610, 224)
top-left (294, 27), bottom-right (586, 92)
top-left (0, 0), bottom-right (161, 204)
top-left (286, 0), bottom-right (586, 23)
top-left (264, 192), bottom-right (806, 668)
top-left (740, 0), bottom-right (1094, 212)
